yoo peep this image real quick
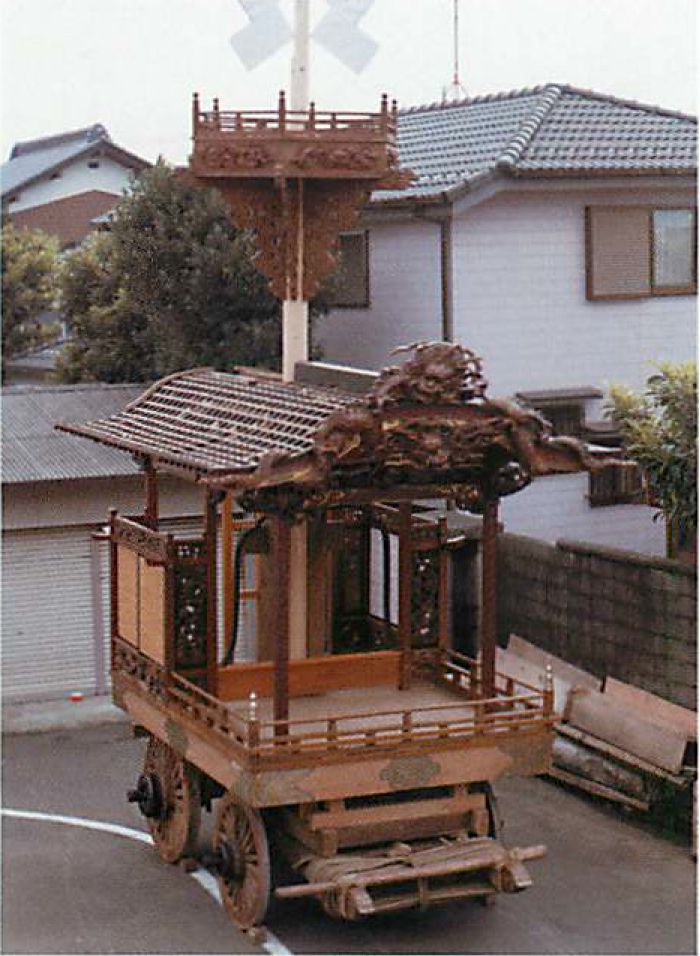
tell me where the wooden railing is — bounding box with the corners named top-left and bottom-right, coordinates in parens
top-left (113, 638), bottom-right (553, 771)
top-left (193, 92), bottom-right (397, 139)
top-left (248, 690), bottom-right (551, 765)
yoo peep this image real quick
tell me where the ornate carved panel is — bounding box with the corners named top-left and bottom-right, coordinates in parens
top-left (113, 516), bottom-right (169, 564)
top-left (412, 549), bottom-right (440, 648)
top-left (113, 637), bottom-right (167, 700)
top-left (173, 540), bottom-right (208, 671)
top-left (215, 178), bottom-right (371, 300)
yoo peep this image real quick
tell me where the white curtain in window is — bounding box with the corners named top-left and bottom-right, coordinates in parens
top-left (653, 209), bottom-right (694, 288)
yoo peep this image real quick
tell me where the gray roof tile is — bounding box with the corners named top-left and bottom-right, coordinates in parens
top-left (375, 84), bottom-right (697, 203)
top-left (2, 383), bottom-right (145, 483)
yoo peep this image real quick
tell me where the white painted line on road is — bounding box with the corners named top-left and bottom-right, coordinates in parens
top-left (190, 870), bottom-right (294, 956)
top-left (2, 807), bottom-right (152, 843)
top-left (2, 807), bottom-right (295, 956)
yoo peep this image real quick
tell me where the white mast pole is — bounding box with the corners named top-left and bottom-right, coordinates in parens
top-left (286, 0), bottom-right (311, 661)
top-left (282, 0), bottom-right (310, 383)
top-left (290, 0), bottom-right (310, 112)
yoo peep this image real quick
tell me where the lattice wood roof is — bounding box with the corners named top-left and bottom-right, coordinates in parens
top-left (57, 345), bottom-right (594, 508)
top-left (57, 368), bottom-right (358, 477)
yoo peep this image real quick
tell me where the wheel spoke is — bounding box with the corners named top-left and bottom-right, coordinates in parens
top-left (142, 738), bottom-right (201, 864)
top-left (213, 792), bottom-right (270, 929)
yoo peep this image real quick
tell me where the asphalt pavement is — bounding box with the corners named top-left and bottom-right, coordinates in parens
top-left (2, 712), bottom-right (696, 955)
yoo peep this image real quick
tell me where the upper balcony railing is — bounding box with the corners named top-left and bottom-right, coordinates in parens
top-left (193, 91), bottom-right (397, 139)
top-left (190, 91), bottom-right (405, 183)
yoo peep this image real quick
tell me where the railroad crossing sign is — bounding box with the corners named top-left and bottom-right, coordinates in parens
top-left (231, 0), bottom-right (378, 74)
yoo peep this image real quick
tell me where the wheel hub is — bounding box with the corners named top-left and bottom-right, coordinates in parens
top-left (127, 773), bottom-right (167, 820)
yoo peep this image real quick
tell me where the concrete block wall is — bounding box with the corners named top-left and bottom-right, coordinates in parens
top-left (498, 533), bottom-right (697, 710)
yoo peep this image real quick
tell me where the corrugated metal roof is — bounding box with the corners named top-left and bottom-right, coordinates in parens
top-left (3, 383), bottom-right (145, 484)
top-left (374, 84), bottom-right (697, 203)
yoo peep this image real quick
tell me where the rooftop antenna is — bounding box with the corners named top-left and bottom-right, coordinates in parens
top-left (442, 0), bottom-right (468, 102)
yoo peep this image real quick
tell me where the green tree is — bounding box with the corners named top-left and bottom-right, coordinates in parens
top-left (57, 163), bottom-right (287, 383)
top-left (608, 363), bottom-right (697, 547)
top-left (2, 223), bottom-right (60, 378)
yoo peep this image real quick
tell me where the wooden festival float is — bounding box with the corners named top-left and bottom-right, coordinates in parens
top-left (56, 92), bottom-right (593, 928)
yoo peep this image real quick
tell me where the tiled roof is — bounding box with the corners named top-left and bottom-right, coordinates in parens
top-left (57, 368), bottom-right (358, 478)
top-left (3, 383), bottom-right (145, 484)
top-left (1, 124), bottom-right (149, 199)
top-left (375, 84), bottom-right (697, 203)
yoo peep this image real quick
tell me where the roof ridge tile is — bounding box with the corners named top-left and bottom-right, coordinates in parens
top-left (400, 84), bottom-right (551, 115)
top-left (10, 124), bottom-right (110, 159)
top-left (495, 85), bottom-right (564, 172)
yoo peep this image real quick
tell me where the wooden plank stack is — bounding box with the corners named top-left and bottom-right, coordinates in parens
top-left (500, 635), bottom-right (697, 839)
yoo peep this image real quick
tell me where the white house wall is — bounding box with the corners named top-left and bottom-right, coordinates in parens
top-left (499, 473), bottom-right (666, 555)
top-left (10, 155), bottom-right (135, 213)
top-left (3, 475), bottom-right (203, 532)
top-left (317, 218), bottom-right (443, 369)
top-left (451, 185), bottom-right (696, 398)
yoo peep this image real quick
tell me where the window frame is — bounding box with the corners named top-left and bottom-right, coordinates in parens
top-left (588, 460), bottom-right (644, 508)
top-left (585, 205), bottom-right (697, 301)
top-left (326, 230), bottom-right (370, 309)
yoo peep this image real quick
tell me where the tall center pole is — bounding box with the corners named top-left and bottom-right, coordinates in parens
top-left (285, 0), bottom-right (310, 662)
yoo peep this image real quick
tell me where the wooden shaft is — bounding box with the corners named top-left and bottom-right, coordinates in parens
top-left (274, 515), bottom-right (291, 733)
top-left (205, 491), bottom-right (219, 696)
top-left (480, 497), bottom-right (499, 699)
top-left (144, 460), bottom-right (159, 529)
top-left (222, 493), bottom-right (234, 656)
top-left (398, 501), bottom-right (413, 690)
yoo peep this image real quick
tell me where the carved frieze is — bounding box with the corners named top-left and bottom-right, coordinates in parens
top-left (193, 143), bottom-right (273, 171)
top-left (112, 516), bottom-right (169, 564)
top-left (113, 637), bottom-right (167, 699)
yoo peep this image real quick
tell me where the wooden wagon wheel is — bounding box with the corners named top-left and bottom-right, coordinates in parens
top-left (213, 792), bottom-right (271, 929)
top-left (142, 737), bottom-right (201, 863)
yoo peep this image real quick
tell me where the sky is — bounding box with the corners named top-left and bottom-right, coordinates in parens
top-left (1, 0), bottom-right (696, 165)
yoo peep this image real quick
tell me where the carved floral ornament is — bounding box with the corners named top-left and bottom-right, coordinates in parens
top-left (217, 343), bottom-right (593, 511)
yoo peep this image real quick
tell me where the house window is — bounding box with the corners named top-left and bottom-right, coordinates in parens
top-left (88, 159), bottom-right (100, 169)
top-left (538, 403), bottom-right (583, 438)
top-left (589, 460), bottom-right (644, 507)
top-left (326, 231), bottom-right (370, 308)
top-left (516, 387), bottom-right (602, 438)
top-left (586, 206), bottom-right (697, 300)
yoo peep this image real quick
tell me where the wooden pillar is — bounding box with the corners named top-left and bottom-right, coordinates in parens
top-left (222, 492), bottom-right (234, 658)
top-left (480, 497), bottom-right (499, 700)
top-left (144, 460), bottom-right (159, 529)
top-left (437, 516), bottom-right (450, 652)
top-left (274, 515), bottom-right (291, 734)
top-left (205, 490), bottom-right (219, 696)
top-left (109, 509), bottom-right (119, 655)
top-left (398, 501), bottom-right (413, 690)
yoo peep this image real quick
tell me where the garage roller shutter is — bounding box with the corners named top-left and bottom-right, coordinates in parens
top-left (2, 526), bottom-right (99, 702)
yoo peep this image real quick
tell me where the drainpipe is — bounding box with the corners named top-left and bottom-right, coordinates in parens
top-left (439, 211), bottom-right (454, 342)
top-left (414, 197), bottom-right (454, 343)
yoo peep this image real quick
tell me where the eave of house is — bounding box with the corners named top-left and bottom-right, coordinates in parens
top-left (362, 170), bottom-right (697, 224)
top-left (2, 141), bottom-right (150, 203)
